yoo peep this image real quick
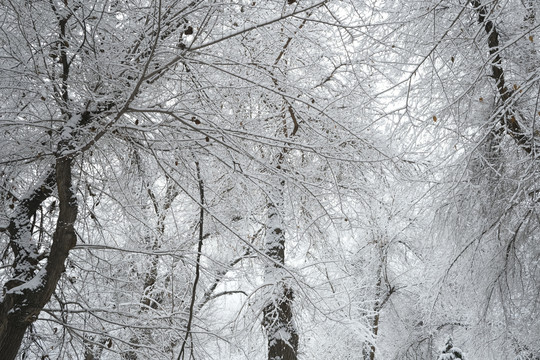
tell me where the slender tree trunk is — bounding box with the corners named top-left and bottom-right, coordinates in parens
top-left (262, 185), bottom-right (299, 360)
top-left (122, 171), bottom-right (179, 359)
top-left (364, 264), bottom-right (383, 360)
top-left (258, 8), bottom-right (313, 358)
top-left (471, 0), bottom-right (534, 154)
top-left (176, 161), bottom-right (205, 360)
top-left (364, 240), bottom-right (394, 360)
top-left (260, 19), bottom-right (303, 355)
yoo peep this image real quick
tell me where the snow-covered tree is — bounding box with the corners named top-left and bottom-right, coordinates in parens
top-left (438, 337), bottom-right (465, 360)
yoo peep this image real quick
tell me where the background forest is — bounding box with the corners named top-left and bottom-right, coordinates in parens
top-left (1, 0), bottom-right (539, 359)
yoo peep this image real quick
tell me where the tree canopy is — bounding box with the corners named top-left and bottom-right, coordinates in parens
top-left (1, 0), bottom-right (539, 359)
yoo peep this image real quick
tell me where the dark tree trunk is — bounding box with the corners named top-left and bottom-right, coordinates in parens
top-left (0, 156), bottom-right (78, 359)
top-left (263, 285), bottom-right (299, 360)
top-left (262, 193), bottom-right (299, 360)
top-left (471, 0), bottom-right (534, 154)
top-left (260, 13), bottom-right (306, 359)
top-left (0, 312), bottom-right (28, 360)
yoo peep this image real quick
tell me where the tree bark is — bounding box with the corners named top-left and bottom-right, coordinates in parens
top-left (262, 188), bottom-right (299, 360)
top-left (471, 0), bottom-right (535, 154)
top-left (0, 156), bottom-right (78, 359)
top-left (259, 14), bottom-right (307, 358)
top-left (263, 283), bottom-right (299, 360)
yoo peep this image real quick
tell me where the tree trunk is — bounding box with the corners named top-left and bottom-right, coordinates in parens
top-left (263, 284), bottom-right (299, 360)
top-left (471, 0), bottom-right (534, 154)
top-left (0, 156), bottom-right (78, 359)
top-left (262, 189), bottom-right (299, 360)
